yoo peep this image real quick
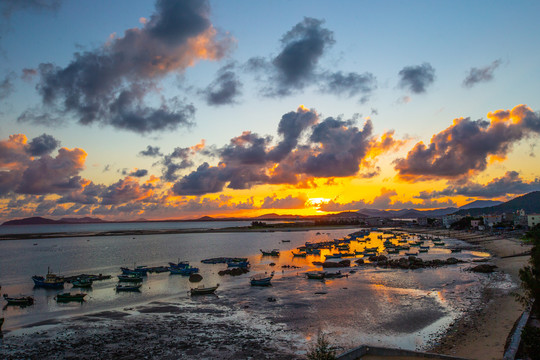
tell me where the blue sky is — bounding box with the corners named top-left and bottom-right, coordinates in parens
top-left (1, 0), bottom-right (540, 221)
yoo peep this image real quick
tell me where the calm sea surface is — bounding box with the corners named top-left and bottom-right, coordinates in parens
top-left (0, 223), bottom-right (504, 351)
top-left (0, 220), bottom-right (275, 235)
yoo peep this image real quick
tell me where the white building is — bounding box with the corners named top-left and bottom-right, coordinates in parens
top-left (442, 214), bottom-right (463, 228)
top-left (528, 214), bottom-right (540, 228)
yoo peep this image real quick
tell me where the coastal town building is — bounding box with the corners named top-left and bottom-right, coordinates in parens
top-left (442, 214), bottom-right (463, 228)
top-left (528, 214), bottom-right (540, 228)
top-left (482, 214), bottom-right (503, 228)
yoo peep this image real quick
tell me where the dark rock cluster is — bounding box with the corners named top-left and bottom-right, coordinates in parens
top-left (354, 255), bottom-right (465, 270)
top-left (218, 268), bottom-right (250, 276)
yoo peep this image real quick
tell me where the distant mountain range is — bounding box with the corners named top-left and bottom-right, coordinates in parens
top-left (2, 216), bottom-right (108, 226)
top-left (3, 192), bottom-right (540, 225)
top-left (455, 191), bottom-right (540, 216)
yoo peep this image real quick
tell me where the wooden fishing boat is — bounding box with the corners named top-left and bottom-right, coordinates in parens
top-left (55, 292), bottom-right (86, 302)
top-left (3, 294), bottom-right (34, 306)
top-left (250, 272), bottom-right (274, 286)
top-left (32, 268), bottom-right (64, 288)
top-left (190, 284), bottom-right (219, 296)
top-left (292, 251), bottom-right (307, 257)
top-left (260, 249), bottom-right (280, 256)
top-left (115, 283), bottom-right (142, 292)
top-left (306, 271), bottom-right (326, 280)
top-left (450, 248), bottom-right (462, 253)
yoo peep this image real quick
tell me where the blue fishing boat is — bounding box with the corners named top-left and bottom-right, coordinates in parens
top-left (227, 260), bottom-right (250, 268)
top-left (250, 272), bottom-right (274, 286)
top-left (169, 266), bottom-right (199, 275)
top-left (71, 278), bottom-right (93, 288)
top-left (32, 268), bottom-right (64, 288)
top-left (168, 261), bottom-right (189, 269)
top-left (121, 266), bottom-right (148, 276)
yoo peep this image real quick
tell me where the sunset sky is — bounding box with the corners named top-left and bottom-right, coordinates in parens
top-left (1, 0), bottom-right (540, 222)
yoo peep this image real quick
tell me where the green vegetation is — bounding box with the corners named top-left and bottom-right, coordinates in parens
top-left (517, 224), bottom-right (540, 315)
top-left (306, 333), bottom-right (337, 360)
top-left (516, 224), bottom-right (540, 359)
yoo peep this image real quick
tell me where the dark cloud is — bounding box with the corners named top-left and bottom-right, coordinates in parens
top-left (319, 188), bottom-right (457, 211)
top-left (17, 148), bottom-right (87, 195)
top-left (161, 143), bottom-right (206, 181)
top-left (201, 63), bottom-right (242, 105)
top-left (139, 145), bottom-right (163, 157)
top-left (260, 194), bottom-right (307, 209)
top-left (0, 72), bottom-right (15, 100)
top-left (172, 162), bottom-right (227, 195)
top-left (129, 169), bottom-right (148, 178)
top-left (248, 17), bottom-right (335, 96)
top-left (26, 133), bottom-right (60, 156)
top-left (394, 105), bottom-right (540, 181)
top-left (463, 60), bottom-right (501, 88)
top-left (300, 116), bottom-right (373, 177)
top-left (320, 71), bottom-right (376, 101)
top-left (1, 0), bottom-right (62, 18)
top-left (268, 106), bottom-right (318, 161)
top-left (101, 177), bottom-right (153, 205)
top-left (172, 106), bottom-right (397, 196)
top-left (398, 62), bottom-right (435, 94)
top-left (421, 171), bottom-right (540, 198)
top-left (21, 0), bottom-right (232, 133)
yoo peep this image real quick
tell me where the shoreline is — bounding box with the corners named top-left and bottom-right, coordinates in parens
top-left (0, 224), bottom-right (363, 241)
top-left (399, 227), bottom-right (532, 360)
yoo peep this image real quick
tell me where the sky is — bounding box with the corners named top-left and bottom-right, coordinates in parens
top-left (1, 0), bottom-right (540, 222)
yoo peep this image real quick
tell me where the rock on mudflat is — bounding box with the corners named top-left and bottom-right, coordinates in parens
top-left (469, 264), bottom-right (497, 273)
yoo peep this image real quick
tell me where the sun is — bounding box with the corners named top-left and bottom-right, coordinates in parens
top-left (307, 197), bottom-right (330, 209)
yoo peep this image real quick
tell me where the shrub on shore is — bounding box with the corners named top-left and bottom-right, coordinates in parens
top-left (306, 333), bottom-right (337, 360)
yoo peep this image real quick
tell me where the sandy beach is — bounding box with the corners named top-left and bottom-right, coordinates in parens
top-left (406, 228), bottom-right (532, 360)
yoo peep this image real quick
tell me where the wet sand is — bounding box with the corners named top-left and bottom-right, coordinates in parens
top-left (406, 228), bottom-right (532, 360)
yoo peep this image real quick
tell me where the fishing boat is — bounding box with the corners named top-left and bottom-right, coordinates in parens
top-left (250, 272), bottom-right (274, 286)
top-left (227, 260), bottom-right (250, 268)
top-left (260, 249), bottom-right (280, 256)
top-left (450, 248), bottom-right (462, 253)
top-left (55, 292), bottom-right (86, 302)
top-left (281, 240), bottom-right (291, 243)
top-left (117, 274), bottom-right (143, 282)
top-left (419, 248), bottom-right (429, 253)
top-left (32, 268), bottom-right (64, 288)
top-left (292, 251), bottom-right (307, 257)
top-left (3, 294), bottom-right (34, 306)
top-left (169, 266), bottom-right (199, 275)
top-left (121, 266), bottom-right (148, 276)
top-left (190, 284), bottom-right (219, 296)
top-left (115, 283), bottom-right (142, 292)
top-left (306, 271), bottom-right (326, 280)
top-left (71, 278), bottom-right (93, 288)
top-left (405, 252), bottom-right (419, 256)
top-left (306, 248), bottom-right (321, 255)
top-left (168, 260), bottom-right (189, 269)
top-left (325, 253), bottom-right (343, 259)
